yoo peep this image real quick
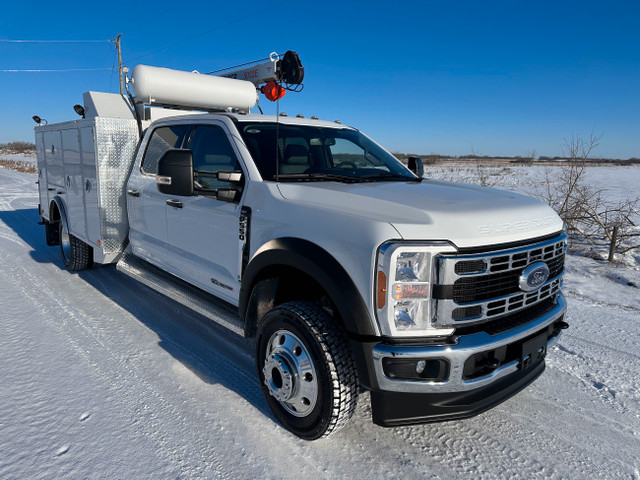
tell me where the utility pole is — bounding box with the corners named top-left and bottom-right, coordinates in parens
top-left (115, 34), bottom-right (123, 96)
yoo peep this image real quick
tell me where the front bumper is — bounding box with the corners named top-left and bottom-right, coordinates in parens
top-left (372, 293), bottom-right (566, 393)
top-left (366, 293), bottom-right (566, 426)
top-left (371, 358), bottom-right (546, 426)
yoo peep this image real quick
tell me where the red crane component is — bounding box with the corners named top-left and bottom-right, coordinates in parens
top-left (260, 81), bottom-right (286, 102)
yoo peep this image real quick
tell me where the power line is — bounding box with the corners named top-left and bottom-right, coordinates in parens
top-left (1, 67), bottom-right (114, 72)
top-left (0, 39), bottom-right (111, 43)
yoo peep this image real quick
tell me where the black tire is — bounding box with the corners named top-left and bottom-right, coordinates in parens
top-left (58, 220), bottom-right (91, 271)
top-left (256, 301), bottom-right (358, 440)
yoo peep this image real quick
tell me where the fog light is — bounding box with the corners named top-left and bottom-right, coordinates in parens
top-left (382, 358), bottom-right (449, 382)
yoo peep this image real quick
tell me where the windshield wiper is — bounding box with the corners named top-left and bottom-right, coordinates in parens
top-left (358, 172), bottom-right (422, 182)
top-left (274, 173), bottom-right (362, 183)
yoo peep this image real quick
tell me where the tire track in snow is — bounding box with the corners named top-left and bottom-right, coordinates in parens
top-left (0, 237), bottom-right (233, 478)
top-left (0, 208), bottom-right (337, 479)
top-left (0, 180), bottom-right (369, 479)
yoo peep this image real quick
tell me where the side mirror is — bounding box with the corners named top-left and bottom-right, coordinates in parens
top-left (407, 156), bottom-right (424, 178)
top-left (157, 149), bottom-right (194, 196)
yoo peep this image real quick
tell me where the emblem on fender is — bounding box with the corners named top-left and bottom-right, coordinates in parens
top-left (519, 262), bottom-right (550, 292)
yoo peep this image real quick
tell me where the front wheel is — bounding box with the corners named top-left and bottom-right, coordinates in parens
top-left (256, 301), bottom-right (359, 440)
top-left (59, 221), bottom-right (91, 271)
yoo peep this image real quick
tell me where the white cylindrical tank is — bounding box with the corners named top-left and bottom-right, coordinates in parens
top-left (131, 64), bottom-right (257, 111)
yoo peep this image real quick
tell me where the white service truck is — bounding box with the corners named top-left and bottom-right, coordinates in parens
top-left (34, 52), bottom-right (568, 440)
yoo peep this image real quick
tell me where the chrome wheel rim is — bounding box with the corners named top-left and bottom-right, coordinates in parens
top-left (263, 330), bottom-right (318, 417)
top-left (60, 222), bottom-right (71, 263)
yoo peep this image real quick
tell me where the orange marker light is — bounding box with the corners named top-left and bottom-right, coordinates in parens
top-left (261, 81), bottom-right (286, 102)
top-left (377, 271), bottom-right (387, 309)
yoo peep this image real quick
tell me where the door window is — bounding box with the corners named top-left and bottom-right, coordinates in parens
top-left (141, 125), bottom-right (190, 174)
top-left (188, 125), bottom-right (243, 191)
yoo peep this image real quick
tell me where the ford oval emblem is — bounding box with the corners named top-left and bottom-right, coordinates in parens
top-left (519, 262), bottom-right (550, 292)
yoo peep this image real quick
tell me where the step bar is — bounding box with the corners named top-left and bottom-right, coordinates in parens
top-left (116, 253), bottom-right (244, 337)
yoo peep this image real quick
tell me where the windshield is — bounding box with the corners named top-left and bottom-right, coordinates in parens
top-left (236, 122), bottom-right (419, 182)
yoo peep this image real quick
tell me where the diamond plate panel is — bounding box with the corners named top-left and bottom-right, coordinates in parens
top-left (95, 117), bottom-right (139, 254)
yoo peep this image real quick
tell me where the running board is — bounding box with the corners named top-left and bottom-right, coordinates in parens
top-left (116, 253), bottom-right (244, 337)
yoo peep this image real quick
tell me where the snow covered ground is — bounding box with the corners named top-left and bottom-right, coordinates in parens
top-left (1, 164), bottom-right (639, 479)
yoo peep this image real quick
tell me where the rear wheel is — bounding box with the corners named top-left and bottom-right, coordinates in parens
top-left (256, 301), bottom-right (358, 440)
top-left (59, 221), bottom-right (91, 271)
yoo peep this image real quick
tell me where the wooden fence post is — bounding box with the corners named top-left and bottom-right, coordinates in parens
top-left (608, 225), bottom-right (619, 262)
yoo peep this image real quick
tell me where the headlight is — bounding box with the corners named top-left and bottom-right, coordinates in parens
top-left (375, 242), bottom-right (456, 337)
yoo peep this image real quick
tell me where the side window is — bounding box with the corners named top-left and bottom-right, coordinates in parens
top-left (188, 125), bottom-right (242, 191)
top-left (330, 138), bottom-right (366, 167)
top-left (141, 125), bottom-right (189, 174)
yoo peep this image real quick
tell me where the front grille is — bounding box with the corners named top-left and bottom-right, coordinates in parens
top-left (434, 233), bottom-right (567, 331)
top-left (452, 254), bottom-right (564, 303)
top-left (454, 298), bottom-right (558, 336)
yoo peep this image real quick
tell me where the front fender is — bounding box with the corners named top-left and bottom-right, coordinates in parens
top-left (239, 237), bottom-right (376, 337)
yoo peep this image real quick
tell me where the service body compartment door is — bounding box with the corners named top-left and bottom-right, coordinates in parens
top-left (43, 130), bottom-right (63, 211)
top-left (44, 130), bottom-right (64, 187)
top-left (35, 132), bottom-right (49, 218)
top-left (61, 127), bottom-right (86, 239)
top-left (80, 126), bottom-right (100, 246)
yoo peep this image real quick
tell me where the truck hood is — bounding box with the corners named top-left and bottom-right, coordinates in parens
top-left (277, 179), bottom-right (562, 249)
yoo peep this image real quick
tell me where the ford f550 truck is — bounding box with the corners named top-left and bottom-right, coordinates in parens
top-left (34, 52), bottom-right (568, 440)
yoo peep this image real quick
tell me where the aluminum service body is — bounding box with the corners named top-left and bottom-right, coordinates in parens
top-left (35, 113), bottom-right (138, 263)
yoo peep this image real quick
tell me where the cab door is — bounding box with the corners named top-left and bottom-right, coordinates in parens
top-left (127, 124), bottom-right (190, 268)
top-left (163, 123), bottom-right (245, 305)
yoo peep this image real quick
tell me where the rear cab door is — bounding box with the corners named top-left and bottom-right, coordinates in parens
top-left (126, 123), bottom-right (190, 267)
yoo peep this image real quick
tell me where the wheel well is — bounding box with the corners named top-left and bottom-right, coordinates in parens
top-left (243, 266), bottom-right (336, 338)
top-left (240, 238), bottom-right (376, 338)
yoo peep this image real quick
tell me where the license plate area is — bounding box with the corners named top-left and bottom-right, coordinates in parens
top-left (521, 332), bottom-right (547, 371)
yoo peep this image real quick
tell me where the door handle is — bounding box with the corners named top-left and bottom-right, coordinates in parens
top-left (127, 189), bottom-right (140, 197)
top-left (166, 199), bottom-right (182, 208)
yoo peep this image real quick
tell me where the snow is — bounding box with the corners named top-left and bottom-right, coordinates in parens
top-left (0, 152), bottom-right (37, 164)
top-left (1, 164), bottom-right (639, 479)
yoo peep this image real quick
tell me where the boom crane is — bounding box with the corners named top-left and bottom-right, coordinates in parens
top-left (214, 50), bottom-right (304, 101)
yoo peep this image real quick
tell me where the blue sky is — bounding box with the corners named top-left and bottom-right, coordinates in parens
top-left (1, 0), bottom-right (638, 158)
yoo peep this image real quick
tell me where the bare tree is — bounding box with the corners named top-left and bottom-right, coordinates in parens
top-left (540, 134), bottom-right (640, 260)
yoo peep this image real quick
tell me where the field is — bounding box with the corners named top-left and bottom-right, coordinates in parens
top-left (0, 158), bottom-right (639, 479)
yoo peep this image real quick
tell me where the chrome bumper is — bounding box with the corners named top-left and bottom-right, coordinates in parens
top-left (372, 293), bottom-right (566, 393)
